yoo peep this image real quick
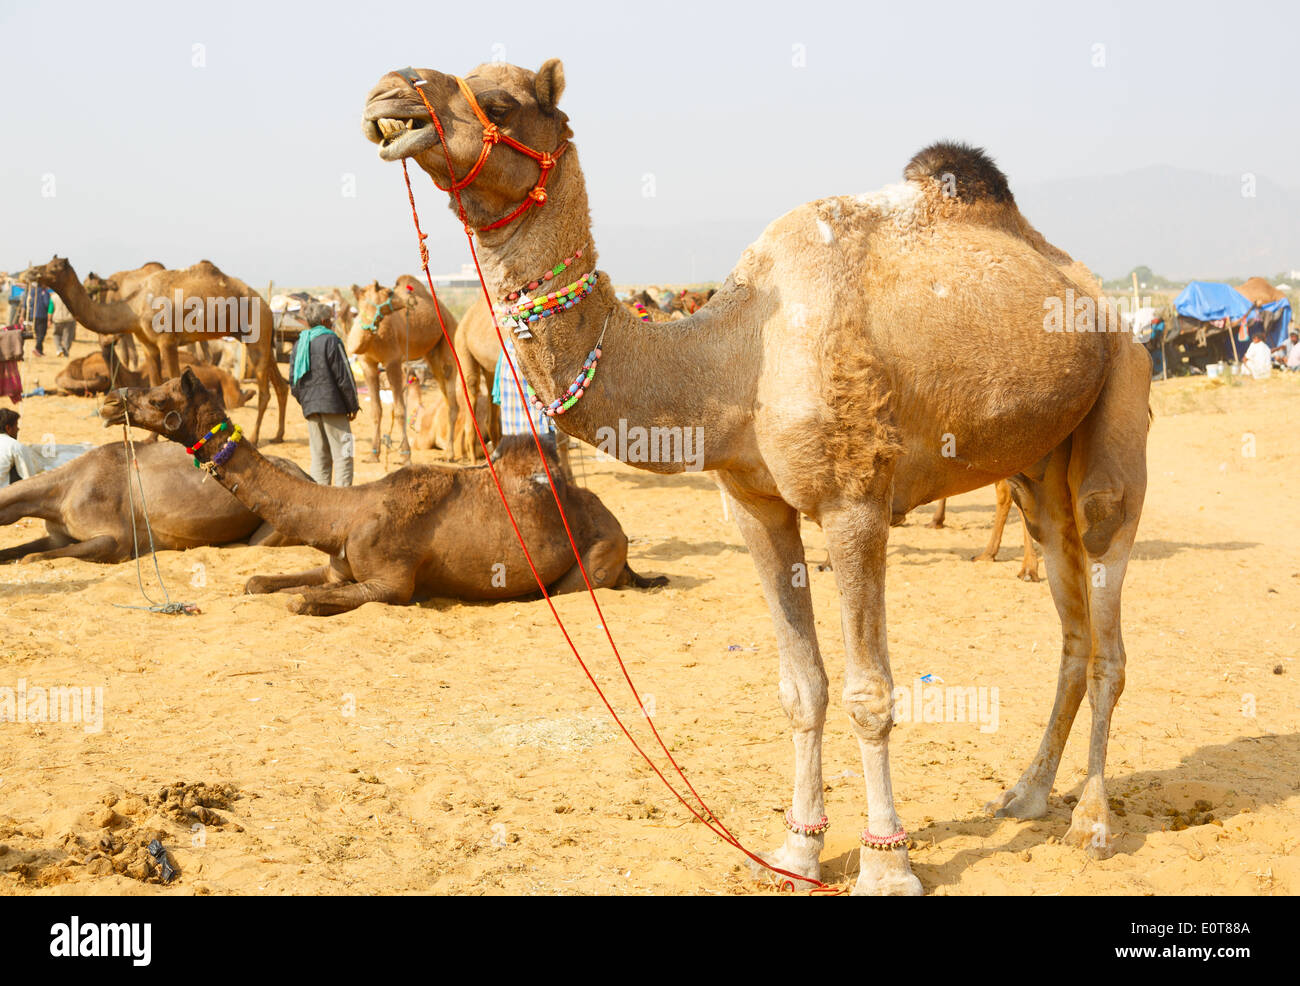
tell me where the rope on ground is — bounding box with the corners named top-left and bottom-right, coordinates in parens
top-left (114, 408), bottom-right (200, 616)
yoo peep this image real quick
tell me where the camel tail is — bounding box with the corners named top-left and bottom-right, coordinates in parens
top-left (904, 141), bottom-right (1013, 204)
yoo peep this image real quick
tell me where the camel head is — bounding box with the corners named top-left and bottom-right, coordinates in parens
top-left (348, 279), bottom-right (420, 355)
top-left (20, 255), bottom-right (76, 290)
top-left (85, 272), bottom-right (118, 301)
top-left (100, 368), bottom-right (227, 452)
top-left (362, 59), bottom-right (571, 232)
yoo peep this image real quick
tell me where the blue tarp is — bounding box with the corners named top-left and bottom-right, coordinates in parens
top-left (1174, 282), bottom-right (1252, 322)
top-left (1174, 281), bottom-right (1293, 359)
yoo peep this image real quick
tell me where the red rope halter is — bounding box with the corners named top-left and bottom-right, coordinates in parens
top-left (424, 75), bottom-right (567, 233)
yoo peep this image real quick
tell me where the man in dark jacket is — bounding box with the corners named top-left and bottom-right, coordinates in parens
top-left (27, 284), bottom-right (52, 355)
top-left (289, 301), bottom-right (359, 486)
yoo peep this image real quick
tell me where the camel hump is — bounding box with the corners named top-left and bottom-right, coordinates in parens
top-left (903, 141), bottom-right (1012, 204)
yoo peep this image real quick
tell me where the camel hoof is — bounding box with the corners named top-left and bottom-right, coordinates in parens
top-left (852, 849), bottom-right (923, 896)
top-left (748, 843), bottom-right (822, 891)
top-left (1062, 778), bottom-right (1117, 859)
top-left (971, 552), bottom-right (995, 564)
top-left (287, 595), bottom-right (319, 616)
top-left (244, 576), bottom-right (272, 595)
top-left (985, 784), bottom-right (1049, 820)
top-left (1018, 568), bottom-right (1041, 582)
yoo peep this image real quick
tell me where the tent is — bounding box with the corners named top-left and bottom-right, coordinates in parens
top-left (1173, 280), bottom-right (1291, 360)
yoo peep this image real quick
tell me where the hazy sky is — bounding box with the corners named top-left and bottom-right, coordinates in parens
top-left (2, 0), bottom-right (1295, 287)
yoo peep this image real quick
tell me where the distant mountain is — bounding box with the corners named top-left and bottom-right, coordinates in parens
top-left (1016, 166), bottom-right (1300, 282)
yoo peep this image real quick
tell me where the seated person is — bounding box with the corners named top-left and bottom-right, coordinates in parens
top-left (0, 408), bottom-right (93, 488)
top-left (1242, 333), bottom-right (1272, 379)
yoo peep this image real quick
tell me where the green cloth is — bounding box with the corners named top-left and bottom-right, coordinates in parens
top-left (291, 326), bottom-right (336, 385)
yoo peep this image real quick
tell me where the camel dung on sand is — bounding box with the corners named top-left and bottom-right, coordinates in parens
top-left (100, 369), bottom-right (667, 616)
top-left (347, 276), bottom-right (461, 462)
top-left (23, 256), bottom-right (289, 444)
top-left (0, 441), bottom-right (308, 564)
top-left (364, 60), bottom-right (1151, 895)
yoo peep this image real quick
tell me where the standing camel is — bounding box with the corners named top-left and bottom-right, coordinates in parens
top-left (24, 257), bottom-right (288, 444)
top-left (347, 276), bottom-right (460, 462)
top-left (928, 480), bottom-right (1039, 581)
top-left (363, 61), bottom-right (1150, 895)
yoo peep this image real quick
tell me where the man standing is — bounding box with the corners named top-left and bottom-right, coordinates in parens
top-left (289, 301), bottom-right (359, 486)
top-left (26, 283), bottom-right (53, 356)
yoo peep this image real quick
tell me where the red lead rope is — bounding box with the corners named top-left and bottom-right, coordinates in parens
top-left (397, 76), bottom-right (843, 895)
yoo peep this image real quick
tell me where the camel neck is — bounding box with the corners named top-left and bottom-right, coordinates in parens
top-left (201, 438), bottom-right (350, 555)
top-left (463, 151), bottom-right (754, 474)
top-left (50, 270), bottom-right (137, 336)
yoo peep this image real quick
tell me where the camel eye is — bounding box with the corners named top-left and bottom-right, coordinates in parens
top-left (479, 90), bottom-right (519, 122)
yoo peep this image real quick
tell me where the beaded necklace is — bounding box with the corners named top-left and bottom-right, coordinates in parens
top-left (631, 300), bottom-right (652, 322)
top-left (526, 312), bottom-right (610, 419)
top-left (499, 271), bottom-right (600, 340)
top-left (501, 245), bottom-right (586, 304)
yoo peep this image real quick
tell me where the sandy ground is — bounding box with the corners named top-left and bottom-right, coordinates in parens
top-left (1, 338), bottom-right (1297, 896)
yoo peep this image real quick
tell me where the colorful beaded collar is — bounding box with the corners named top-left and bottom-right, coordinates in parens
top-left (500, 245), bottom-right (587, 304)
top-left (499, 270), bottom-right (600, 340)
top-left (526, 312), bottom-right (610, 419)
top-left (187, 420), bottom-right (242, 473)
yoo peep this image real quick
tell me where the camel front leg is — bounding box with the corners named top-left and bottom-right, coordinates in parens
top-left (820, 499), bottom-right (922, 896)
top-left (159, 337), bottom-right (182, 380)
top-left (288, 576), bottom-right (412, 617)
top-left (245, 566), bottom-right (335, 595)
top-left (452, 357), bottom-right (483, 461)
top-left (385, 361), bottom-right (411, 461)
top-left (927, 497), bottom-right (946, 529)
top-left (359, 359), bottom-right (383, 461)
top-left (248, 341), bottom-right (287, 445)
top-left (722, 479), bottom-right (828, 887)
top-left (0, 533), bottom-right (74, 564)
top-left (19, 535), bottom-right (125, 564)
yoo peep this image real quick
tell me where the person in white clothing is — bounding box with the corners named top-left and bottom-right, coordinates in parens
top-left (1242, 333), bottom-right (1272, 379)
top-left (0, 409), bottom-right (38, 488)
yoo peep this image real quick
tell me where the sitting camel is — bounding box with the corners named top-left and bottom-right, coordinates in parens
top-left (100, 369), bottom-right (667, 615)
top-left (55, 349), bottom-right (252, 408)
top-left (0, 441), bottom-right (307, 564)
top-left (347, 276), bottom-right (461, 463)
top-left (928, 480), bottom-right (1039, 581)
top-left (404, 373), bottom-right (493, 453)
top-left (449, 297), bottom-right (503, 461)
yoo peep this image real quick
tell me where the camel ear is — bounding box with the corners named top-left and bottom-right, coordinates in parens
top-left (350, 284), bottom-right (361, 298)
top-left (179, 367), bottom-right (204, 399)
top-left (535, 58), bottom-right (565, 113)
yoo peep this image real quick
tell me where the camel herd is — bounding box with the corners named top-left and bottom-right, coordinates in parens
top-left (0, 55), bottom-right (1154, 895)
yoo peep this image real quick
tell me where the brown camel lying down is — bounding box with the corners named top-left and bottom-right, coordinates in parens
top-left (100, 369), bottom-right (667, 615)
top-left (56, 349), bottom-right (253, 408)
top-left (0, 441), bottom-right (307, 564)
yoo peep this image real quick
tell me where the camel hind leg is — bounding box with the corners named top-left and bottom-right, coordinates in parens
top-left (248, 341), bottom-right (288, 445)
top-left (988, 344), bottom-right (1148, 859)
top-left (1059, 344), bottom-right (1149, 859)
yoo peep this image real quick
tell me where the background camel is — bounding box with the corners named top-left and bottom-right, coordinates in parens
top-left (364, 61), bottom-right (1150, 895)
top-left (55, 348), bottom-right (252, 407)
top-left (24, 256), bottom-right (288, 443)
top-left (101, 369), bottom-right (666, 615)
top-left (449, 296), bottom-right (503, 460)
top-left (347, 276), bottom-right (460, 462)
top-left (404, 373), bottom-right (492, 453)
top-left (0, 441), bottom-right (307, 564)
top-left (928, 480), bottom-right (1040, 581)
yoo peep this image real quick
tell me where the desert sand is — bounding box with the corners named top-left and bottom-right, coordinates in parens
top-left (1, 338), bottom-right (1296, 896)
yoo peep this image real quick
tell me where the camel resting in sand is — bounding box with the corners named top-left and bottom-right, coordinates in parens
top-left (0, 442), bottom-right (307, 564)
top-left (55, 349), bottom-right (252, 407)
top-left (101, 369), bottom-right (667, 615)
